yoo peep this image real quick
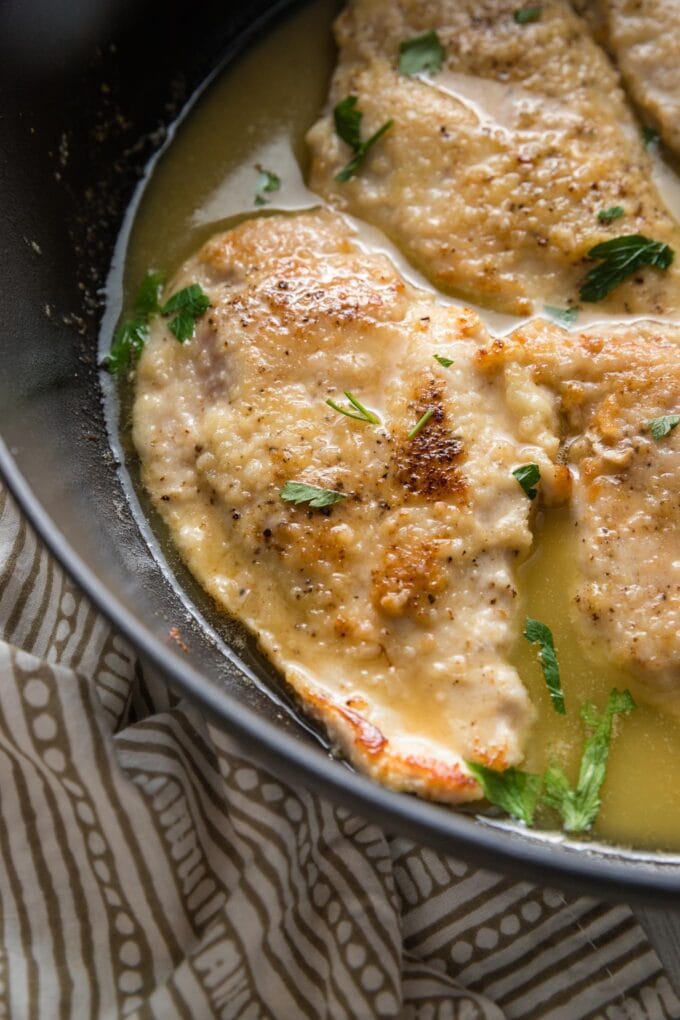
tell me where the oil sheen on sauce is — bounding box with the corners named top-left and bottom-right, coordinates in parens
top-left (118, 0), bottom-right (680, 851)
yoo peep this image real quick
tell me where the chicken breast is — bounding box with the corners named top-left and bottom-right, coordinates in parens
top-left (307, 0), bottom-right (680, 316)
top-left (573, 0), bottom-right (680, 160)
top-left (132, 210), bottom-right (552, 803)
top-left (477, 320), bottom-right (680, 707)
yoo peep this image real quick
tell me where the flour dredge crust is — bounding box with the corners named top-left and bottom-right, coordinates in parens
top-left (307, 0), bottom-right (680, 316)
top-left (477, 319), bottom-right (680, 709)
top-left (574, 0), bottom-right (680, 160)
top-left (132, 210), bottom-right (551, 803)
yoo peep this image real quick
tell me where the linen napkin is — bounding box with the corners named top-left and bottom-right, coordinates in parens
top-left (0, 482), bottom-right (678, 1019)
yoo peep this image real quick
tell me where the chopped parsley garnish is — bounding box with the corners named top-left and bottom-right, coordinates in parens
top-left (597, 206), bottom-right (625, 224)
top-left (280, 481), bottom-right (347, 508)
top-left (134, 270), bottom-right (164, 318)
top-left (398, 30), bottom-right (445, 76)
top-left (326, 391), bottom-right (381, 425)
top-left (105, 269), bottom-right (164, 374)
top-left (465, 762), bottom-right (542, 826)
top-left (513, 6), bottom-right (542, 24)
top-left (467, 688), bottom-right (635, 831)
top-left (544, 305), bottom-right (578, 327)
top-left (254, 164), bottom-right (281, 206)
top-left (579, 234), bottom-right (674, 303)
top-left (647, 414), bottom-right (680, 439)
top-left (408, 407), bottom-right (435, 440)
top-left (106, 320), bottom-right (150, 375)
top-left (524, 618), bottom-right (565, 714)
top-left (542, 689), bottom-right (636, 832)
top-left (642, 125), bottom-right (660, 149)
top-left (105, 272), bottom-right (209, 372)
top-left (161, 283), bottom-right (210, 343)
top-left (512, 463), bottom-right (540, 500)
top-left (433, 354), bottom-right (454, 368)
top-left (334, 96), bottom-right (393, 182)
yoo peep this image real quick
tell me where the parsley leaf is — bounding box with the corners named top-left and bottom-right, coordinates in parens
top-left (408, 407), bottom-right (435, 439)
top-left (254, 164), bottom-right (281, 206)
top-left (161, 283), bottom-right (210, 343)
top-left (280, 481), bottom-right (347, 508)
top-left (513, 6), bottom-right (542, 24)
top-left (466, 761), bottom-right (543, 826)
top-left (597, 206), bottom-right (625, 224)
top-left (104, 269), bottom-right (164, 374)
top-left (134, 270), bottom-right (164, 318)
top-left (580, 234), bottom-right (674, 303)
top-left (327, 391), bottom-right (381, 425)
top-left (642, 125), bottom-right (660, 149)
top-left (334, 96), bottom-right (393, 182)
top-left (398, 30), bottom-right (445, 76)
top-left (542, 689), bottom-right (636, 832)
top-left (433, 354), bottom-right (454, 368)
top-left (524, 618), bottom-right (565, 714)
top-left (512, 463), bottom-right (540, 500)
top-left (334, 95), bottom-right (363, 152)
top-left (105, 320), bottom-right (150, 375)
top-left (647, 414), bottom-right (680, 439)
top-left (544, 305), bottom-right (578, 327)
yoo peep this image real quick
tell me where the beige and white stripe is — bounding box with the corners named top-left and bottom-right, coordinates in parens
top-left (0, 484), bottom-right (678, 1019)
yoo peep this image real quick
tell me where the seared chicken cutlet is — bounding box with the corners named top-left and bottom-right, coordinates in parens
top-left (478, 320), bottom-right (680, 708)
top-left (573, 0), bottom-right (680, 160)
top-left (133, 210), bottom-right (556, 802)
top-left (307, 0), bottom-right (680, 315)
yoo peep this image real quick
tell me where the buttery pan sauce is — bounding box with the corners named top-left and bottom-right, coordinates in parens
top-left (119, 0), bottom-right (680, 850)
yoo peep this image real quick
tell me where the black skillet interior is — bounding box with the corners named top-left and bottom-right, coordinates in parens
top-left (2, 0), bottom-right (680, 904)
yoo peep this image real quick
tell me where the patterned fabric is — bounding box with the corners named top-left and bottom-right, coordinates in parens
top-left (0, 482), bottom-right (678, 1019)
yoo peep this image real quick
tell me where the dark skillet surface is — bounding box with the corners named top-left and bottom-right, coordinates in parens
top-left (1, 0), bottom-right (679, 904)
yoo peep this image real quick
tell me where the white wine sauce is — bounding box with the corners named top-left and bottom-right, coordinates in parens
top-left (118, 0), bottom-right (680, 851)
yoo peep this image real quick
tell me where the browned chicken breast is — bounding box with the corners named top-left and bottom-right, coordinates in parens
top-left (574, 0), bottom-right (680, 159)
top-left (478, 320), bottom-right (680, 708)
top-left (307, 0), bottom-right (680, 315)
top-left (132, 210), bottom-right (556, 803)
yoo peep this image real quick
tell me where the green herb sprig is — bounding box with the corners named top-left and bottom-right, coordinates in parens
top-left (513, 6), bottom-right (542, 24)
top-left (326, 391), bottom-right (381, 425)
top-left (524, 618), bottom-right (565, 714)
top-left (544, 305), bottom-right (578, 328)
top-left (105, 273), bottom-right (210, 372)
top-left (579, 234), bottom-right (674, 303)
top-left (433, 354), bottom-right (454, 368)
top-left (542, 689), bottom-right (635, 831)
top-left (597, 206), bottom-right (625, 224)
top-left (161, 284), bottom-right (210, 343)
top-left (467, 688), bottom-right (635, 831)
top-left (105, 270), bottom-right (164, 374)
top-left (398, 30), bottom-right (445, 76)
top-left (642, 126), bottom-right (660, 149)
top-left (512, 463), bottom-right (541, 500)
top-left (465, 762), bottom-right (542, 826)
top-left (280, 481), bottom-right (347, 508)
top-left (334, 96), bottom-right (393, 182)
top-left (408, 407), bottom-right (435, 439)
top-left (254, 165), bottom-right (281, 206)
top-left (647, 414), bottom-right (680, 439)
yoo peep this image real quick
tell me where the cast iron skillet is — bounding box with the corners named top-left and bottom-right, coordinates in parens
top-left (2, 0), bottom-right (679, 905)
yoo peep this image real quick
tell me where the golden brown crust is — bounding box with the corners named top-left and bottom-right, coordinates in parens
top-left (133, 210), bottom-right (543, 803)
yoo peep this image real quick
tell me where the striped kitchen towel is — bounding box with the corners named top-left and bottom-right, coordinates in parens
top-left (0, 482), bottom-right (678, 1019)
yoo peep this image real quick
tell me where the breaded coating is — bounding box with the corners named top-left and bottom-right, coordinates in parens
top-left (307, 0), bottom-right (680, 315)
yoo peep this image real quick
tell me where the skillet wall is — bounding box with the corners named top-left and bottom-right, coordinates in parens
top-left (0, 0), bottom-right (323, 738)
